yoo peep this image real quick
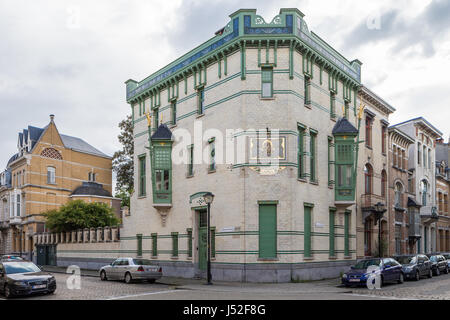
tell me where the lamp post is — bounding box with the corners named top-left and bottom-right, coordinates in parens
top-left (203, 192), bottom-right (215, 285)
top-left (373, 202), bottom-right (386, 258)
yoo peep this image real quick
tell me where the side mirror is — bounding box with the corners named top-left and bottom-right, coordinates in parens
top-left (384, 265), bottom-right (391, 269)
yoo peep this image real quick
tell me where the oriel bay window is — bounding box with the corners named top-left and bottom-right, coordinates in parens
top-left (151, 125), bottom-right (173, 205)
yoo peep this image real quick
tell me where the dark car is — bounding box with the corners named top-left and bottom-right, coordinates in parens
top-left (342, 258), bottom-right (404, 287)
top-left (394, 254), bottom-right (433, 281)
top-left (0, 261), bottom-right (56, 298)
top-left (426, 254), bottom-right (449, 276)
top-left (442, 253), bottom-right (450, 268)
top-left (1, 255), bottom-right (23, 261)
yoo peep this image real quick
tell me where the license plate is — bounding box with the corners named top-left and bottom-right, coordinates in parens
top-left (147, 268), bottom-right (157, 272)
top-left (349, 279), bottom-right (360, 282)
top-left (32, 284), bottom-right (47, 289)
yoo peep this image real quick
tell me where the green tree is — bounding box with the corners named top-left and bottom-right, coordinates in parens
top-left (112, 114), bottom-right (134, 207)
top-left (44, 200), bottom-right (120, 232)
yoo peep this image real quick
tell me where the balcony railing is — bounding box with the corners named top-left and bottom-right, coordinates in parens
top-left (361, 194), bottom-right (386, 210)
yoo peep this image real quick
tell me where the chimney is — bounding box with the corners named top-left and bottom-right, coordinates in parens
top-left (50, 114), bottom-right (55, 122)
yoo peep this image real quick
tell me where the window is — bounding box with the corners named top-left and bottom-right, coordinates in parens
top-left (304, 76), bottom-right (311, 106)
top-left (364, 219), bottom-right (372, 256)
top-left (208, 139), bottom-right (216, 172)
top-left (344, 102), bottom-right (349, 119)
top-left (421, 180), bottom-right (428, 206)
top-left (298, 126), bottom-right (306, 179)
top-left (330, 93), bottom-right (336, 118)
top-left (258, 203), bottom-right (277, 259)
top-left (171, 101), bottom-right (177, 125)
top-left (138, 156), bottom-right (146, 196)
top-left (187, 144), bottom-right (194, 177)
top-left (187, 229), bottom-right (192, 258)
top-left (395, 182), bottom-right (403, 208)
top-left (364, 164), bottom-right (373, 194)
top-left (172, 232), bottom-right (178, 257)
top-left (211, 228), bottom-right (216, 258)
top-left (47, 167), bottom-right (55, 184)
top-left (328, 137), bottom-right (333, 186)
top-left (393, 146), bottom-right (398, 167)
top-left (365, 116), bottom-right (373, 148)
top-left (153, 109), bottom-right (159, 128)
top-left (418, 143), bottom-right (421, 165)
top-left (151, 233), bottom-right (157, 256)
top-left (304, 204), bottom-right (313, 258)
top-left (16, 194), bottom-right (21, 217)
top-left (261, 67), bottom-right (273, 98)
top-left (428, 149), bottom-right (431, 169)
top-left (151, 142), bottom-right (172, 204)
top-left (88, 172), bottom-right (96, 182)
top-left (329, 209), bottom-right (336, 257)
top-left (381, 125), bottom-right (387, 154)
top-left (381, 170), bottom-right (387, 199)
top-left (137, 234), bottom-right (143, 257)
top-left (310, 131), bottom-right (317, 182)
top-left (423, 145), bottom-right (427, 168)
top-left (155, 170), bottom-right (169, 191)
top-left (344, 211), bottom-right (350, 257)
top-left (197, 88), bottom-right (205, 114)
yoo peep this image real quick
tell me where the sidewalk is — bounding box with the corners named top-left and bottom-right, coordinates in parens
top-left (41, 265), bottom-right (351, 294)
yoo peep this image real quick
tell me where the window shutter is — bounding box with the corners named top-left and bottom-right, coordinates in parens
top-left (258, 204), bottom-right (277, 258)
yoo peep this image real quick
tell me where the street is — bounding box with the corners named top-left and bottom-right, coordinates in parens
top-left (2, 271), bottom-right (450, 300)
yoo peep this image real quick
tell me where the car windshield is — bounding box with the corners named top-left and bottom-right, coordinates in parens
top-left (397, 256), bottom-right (416, 264)
top-left (353, 259), bottom-right (381, 269)
top-left (4, 262), bottom-right (41, 274)
top-left (430, 256), bottom-right (438, 262)
top-left (132, 259), bottom-right (154, 266)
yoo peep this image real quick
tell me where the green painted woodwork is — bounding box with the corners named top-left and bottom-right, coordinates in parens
top-left (330, 92), bottom-right (336, 119)
top-left (344, 211), bottom-right (350, 256)
top-left (261, 67), bottom-right (273, 98)
top-left (333, 133), bottom-right (358, 202)
top-left (304, 76), bottom-right (311, 105)
top-left (298, 124), bottom-right (306, 179)
top-left (137, 234), bottom-right (143, 256)
top-left (328, 137), bottom-right (334, 186)
top-left (258, 204), bottom-right (277, 259)
top-left (240, 42), bottom-right (246, 80)
top-left (150, 140), bottom-right (173, 204)
top-left (172, 232), bottom-right (179, 257)
top-left (304, 205), bottom-right (312, 258)
top-left (198, 226), bottom-right (207, 270)
top-left (309, 130), bottom-right (317, 182)
top-left (151, 233), bottom-right (157, 256)
top-left (171, 100), bottom-right (177, 125)
top-left (209, 140), bottom-right (216, 172)
top-left (187, 229), bottom-right (192, 258)
top-left (211, 227), bottom-right (216, 258)
top-left (138, 155), bottom-right (146, 197)
top-left (329, 210), bottom-right (335, 257)
top-left (197, 88), bottom-right (205, 114)
top-left (187, 144), bottom-right (194, 176)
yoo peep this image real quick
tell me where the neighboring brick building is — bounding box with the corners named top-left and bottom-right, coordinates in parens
top-left (387, 126), bottom-right (415, 255)
top-left (0, 115), bottom-right (120, 259)
top-left (436, 138), bottom-right (450, 252)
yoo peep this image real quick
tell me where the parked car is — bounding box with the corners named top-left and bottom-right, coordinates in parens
top-left (441, 253), bottom-right (450, 268)
top-left (1, 255), bottom-right (23, 262)
top-left (426, 254), bottom-right (449, 276)
top-left (99, 257), bottom-right (162, 284)
top-left (394, 254), bottom-right (433, 281)
top-left (342, 258), bottom-right (404, 287)
top-left (0, 261), bottom-right (56, 298)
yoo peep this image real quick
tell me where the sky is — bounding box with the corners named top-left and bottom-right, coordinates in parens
top-left (1, 0), bottom-right (449, 186)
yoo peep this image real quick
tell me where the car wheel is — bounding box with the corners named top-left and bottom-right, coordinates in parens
top-left (100, 270), bottom-right (108, 281)
top-left (415, 271), bottom-right (420, 281)
top-left (436, 268), bottom-right (440, 276)
top-left (429, 269), bottom-right (433, 278)
top-left (48, 289), bottom-right (55, 295)
top-left (124, 272), bottom-right (132, 284)
top-left (4, 285), bottom-right (12, 299)
top-left (398, 273), bottom-right (404, 284)
top-left (445, 267), bottom-right (449, 274)
top-left (380, 275), bottom-right (384, 288)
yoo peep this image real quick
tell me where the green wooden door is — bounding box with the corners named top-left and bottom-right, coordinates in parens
top-left (198, 227), bottom-right (207, 270)
top-left (259, 204), bottom-right (277, 258)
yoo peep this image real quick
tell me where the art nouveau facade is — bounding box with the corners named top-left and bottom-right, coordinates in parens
top-left (0, 115), bottom-right (118, 259)
top-left (122, 9), bottom-right (365, 282)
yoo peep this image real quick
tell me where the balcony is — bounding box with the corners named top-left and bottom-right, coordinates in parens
top-left (360, 194), bottom-right (387, 221)
top-left (420, 205), bottom-right (439, 224)
top-left (9, 217), bottom-right (22, 225)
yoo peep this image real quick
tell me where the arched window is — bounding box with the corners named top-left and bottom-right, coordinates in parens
top-left (364, 164), bottom-right (373, 194)
top-left (381, 170), bottom-right (387, 199)
top-left (421, 180), bottom-right (428, 206)
top-left (395, 182), bottom-right (403, 208)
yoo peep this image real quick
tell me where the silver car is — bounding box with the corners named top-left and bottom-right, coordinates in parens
top-left (99, 258), bottom-right (162, 284)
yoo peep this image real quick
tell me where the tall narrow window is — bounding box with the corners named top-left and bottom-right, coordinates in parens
top-left (258, 203), bottom-right (277, 259)
top-left (187, 144), bottom-right (194, 177)
top-left (364, 164), bottom-right (373, 194)
top-left (330, 92), bottom-right (336, 118)
top-left (304, 76), bottom-right (311, 106)
top-left (197, 88), bottom-right (205, 114)
top-left (329, 209), bottom-right (336, 257)
top-left (211, 227), bottom-right (216, 258)
top-left (261, 67), bottom-right (273, 98)
top-left (393, 146), bottom-right (398, 167)
top-left (381, 170), bottom-right (387, 199)
top-left (304, 204), bottom-right (313, 258)
top-left (423, 145), bottom-right (427, 168)
top-left (47, 167), bottom-right (55, 184)
top-left (137, 234), bottom-right (143, 257)
top-left (138, 155), bottom-right (146, 197)
top-left (310, 131), bottom-right (317, 182)
top-left (153, 109), bottom-right (159, 128)
top-left (208, 138), bottom-right (216, 172)
top-left (418, 142), bottom-right (421, 165)
top-left (428, 149), bottom-right (431, 169)
top-left (328, 137), bottom-right (333, 186)
top-left (365, 116), bottom-right (373, 148)
top-left (171, 100), bottom-right (177, 125)
top-left (421, 180), bottom-right (428, 206)
top-left (16, 194), bottom-right (21, 217)
top-left (172, 232), bottom-right (178, 257)
top-left (151, 233), bottom-right (157, 256)
top-left (395, 182), bottom-right (403, 208)
top-left (381, 125), bottom-right (387, 154)
top-left (344, 102), bottom-right (349, 119)
top-left (344, 211), bottom-right (350, 257)
top-left (187, 229), bottom-right (192, 258)
top-left (298, 125), bottom-right (306, 179)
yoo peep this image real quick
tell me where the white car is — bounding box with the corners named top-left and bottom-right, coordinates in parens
top-left (99, 258), bottom-right (162, 284)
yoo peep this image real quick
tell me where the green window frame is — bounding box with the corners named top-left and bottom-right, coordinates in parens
top-left (329, 209), bottom-right (336, 257)
top-left (155, 169), bottom-right (170, 191)
top-left (304, 76), bottom-right (311, 105)
top-left (209, 138), bottom-right (216, 172)
top-left (261, 67), bottom-right (273, 98)
top-left (328, 137), bottom-right (333, 187)
top-left (187, 144), bottom-right (194, 177)
top-left (187, 229), bottom-right (192, 258)
top-left (151, 142), bottom-right (172, 204)
top-left (138, 155), bottom-right (146, 197)
top-left (172, 232), bottom-right (178, 257)
top-left (197, 88), bottom-right (205, 115)
top-left (211, 227), bottom-right (216, 258)
top-left (137, 234), bottom-right (143, 257)
top-left (310, 130), bottom-right (317, 182)
top-left (344, 101), bottom-right (349, 119)
top-left (344, 211), bottom-right (350, 257)
top-left (151, 233), bottom-right (157, 256)
top-left (153, 108), bottom-right (159, 128)
top-left (330, 92), bottom-right (336, 118)
top-left (304, 203), bottom-right (313, 258)
top-left (171, 100), bottom-right (177, 125)
top-left (298, 125), bottom-right (306, 179)
top-left (258, 203), bottom-right (277, 259)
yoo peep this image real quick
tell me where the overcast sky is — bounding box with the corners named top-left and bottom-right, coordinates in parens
top-left (1, 0), bottom-right (449, 182)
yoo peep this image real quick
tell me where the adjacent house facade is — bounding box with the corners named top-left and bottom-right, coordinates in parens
top-left (0, 115), bottom-right (119, 260)
top-left (436, 138), bottom-right (450, 252)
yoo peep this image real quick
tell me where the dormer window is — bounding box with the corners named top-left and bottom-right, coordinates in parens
top-left (88, 172), bottom-right (96, 182)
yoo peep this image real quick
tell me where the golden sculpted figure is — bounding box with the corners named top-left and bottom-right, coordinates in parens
top-left (145, 112), bottom-right (152, 127)
top-left (358, 101), bottom-right (365, 120)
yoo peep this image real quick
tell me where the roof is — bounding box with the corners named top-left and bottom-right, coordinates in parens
top-left (7, 154), bottom-right (18, 166)
top-left (332, 118), bottom-right (358, 135)
top-left (359, 85), bottom-right (396, 115)
top-left (70, 182), bottom-right (112, 197)
top-left (151, 124), bottom-right (173, 140)
top-left (60, 134), bottom-right (110, 158)
top-left (391, 117), bottom-right (443, 137)
top-left (407, 197), bottom-right (421, 208)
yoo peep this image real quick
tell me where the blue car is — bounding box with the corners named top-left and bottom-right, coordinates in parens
top-left (342, 258), bottom-right (404, 288)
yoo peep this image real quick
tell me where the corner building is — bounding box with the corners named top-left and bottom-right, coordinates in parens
top-left (123, 9), bottom-right (364, 282)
